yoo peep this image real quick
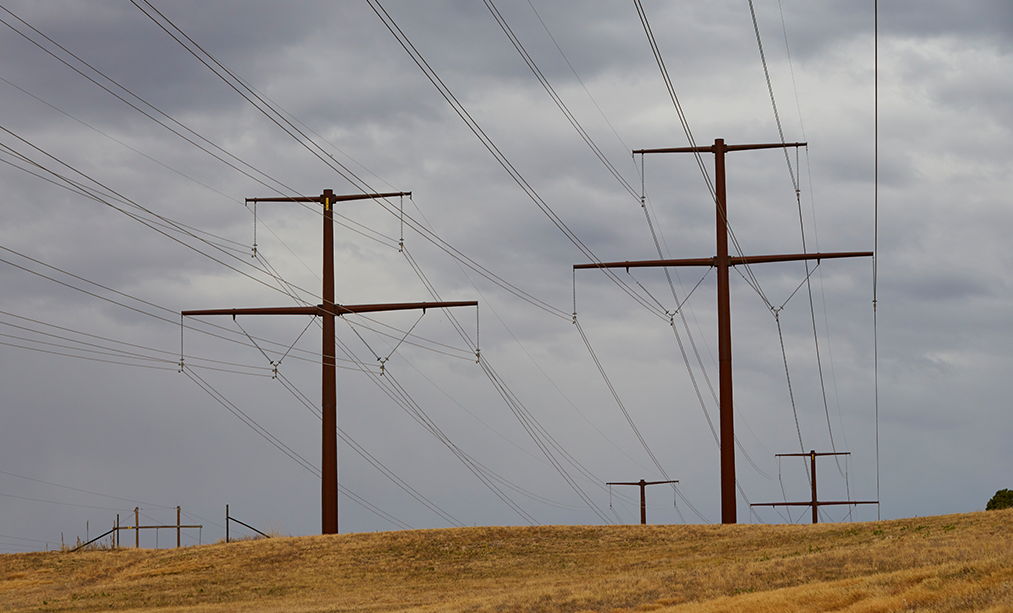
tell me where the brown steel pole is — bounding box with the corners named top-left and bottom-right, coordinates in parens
top-left (714, 139), bottom-right (736, 525)
top-left (810, 450), bottom-right (818, 524)
top-left (639, 480), bottom-right (647, 525)
top-left (321, 189), bottom-right (338, 535)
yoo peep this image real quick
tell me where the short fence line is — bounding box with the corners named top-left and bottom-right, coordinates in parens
top-left (226, 504), bottom-right (271, 543)
top-left (68, 527), bottom-right (117, 553)
top-left (71, 506), bottom-right (202, 551)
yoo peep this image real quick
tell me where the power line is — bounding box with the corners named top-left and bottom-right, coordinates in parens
top-left (274, 372), bottom-right (465, 528)
top-left (484, 0), bottom-right (640, 202)
top-left (399, 245), bottom-right (615, 522)
top-left (343, 341), bottom-right (541, 524)
top-left (365, 0), bottom-right (662, 321)
top-left (746, 0), bottom-right (798, 191)
top-left (182, 365), bottom-right (320, 476)
top-left (0, 129), bottom-right (316, 300)
top-left (0, 5), bottom-right (300, 197)
top-left (132, 0), bottom-right (574, 322)
top-left (0, 470), bottom-right (171, 509)
top-left (745, 0), bottom-right (845, 471)
top-left (573, 318), bottom-right (671, 482)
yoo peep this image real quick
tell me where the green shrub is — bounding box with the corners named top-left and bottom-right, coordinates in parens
top-left (986, 489), bottom-right (1013, 511)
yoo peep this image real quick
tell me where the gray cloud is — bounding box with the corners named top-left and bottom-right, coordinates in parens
top-left (0, 1), bottom-right (1010, 550)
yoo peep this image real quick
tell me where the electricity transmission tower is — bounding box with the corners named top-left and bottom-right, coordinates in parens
top-left (184, 189), bottom-right (477, 535)
top-left (750, 450), bottom-right (878, 524)
top-left (576, 139), bottom-right (872, 524)
top-left (607, 479), bottom-right (678, 525)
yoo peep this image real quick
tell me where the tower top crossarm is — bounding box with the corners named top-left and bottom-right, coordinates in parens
top-left (245, 190), bottom-right (410, 204)
top-left (574, 251), bottom-right (873, 271)
top-left (634, 142), bottom-right (806, 155)
top-left (182, 301), bottom-right (477, 318)
top-left (607, 479), bottom-right (679, 486)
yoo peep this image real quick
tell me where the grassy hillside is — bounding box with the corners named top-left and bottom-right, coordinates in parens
top-left (2, 509), bottom-right (1012, 612)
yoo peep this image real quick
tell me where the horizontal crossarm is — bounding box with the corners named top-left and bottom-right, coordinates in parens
top-left (183, 300), bottom-right (477, 319)
top-left (574, 251), bottom-right (872, 270)
top-left (731, 251), bottom-right (873, 266)
top-left (750, 501), bottom-right (879, 507)
top-left (332, 300), bottom-right (478, 315)
top-left (634, 142), bottom-right (806, 155)
top-left (776, 451), bottom-right (851, 458)
top-left (183, 306), bottom-right (318, 317)
top-left (575, 257), bottom-right (715, 270)
top-left (245, 191), bottom-right (410, 204)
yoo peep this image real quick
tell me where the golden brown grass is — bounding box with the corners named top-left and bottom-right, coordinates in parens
top-left (2, 509), bottom-right (1011, 612)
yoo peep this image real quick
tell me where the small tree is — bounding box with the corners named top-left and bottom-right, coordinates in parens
top-left (986, 489), bottom-right (1013, 511)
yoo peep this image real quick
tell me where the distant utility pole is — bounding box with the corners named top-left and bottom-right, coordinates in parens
top-left (576, 139), bottom-right (873, 524)
top-left (607, 479), bottom-right (678, 525)
top-left (751, 450), bottom-right (878, 523)
top-left (184, 189), bottom-right (477, 535)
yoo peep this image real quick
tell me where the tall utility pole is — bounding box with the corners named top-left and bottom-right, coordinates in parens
top-left (607, 479), bottom-right (678, 525)
top-left (184, 189), bottom-right (477, 535)
top-left (751, 450), bottom-right (878, 523)
top-left (575, 139), bottom-right (872, 524)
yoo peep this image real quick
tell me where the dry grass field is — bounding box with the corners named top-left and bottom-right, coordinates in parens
top-left (2, 509), bottom-right (1012, 612)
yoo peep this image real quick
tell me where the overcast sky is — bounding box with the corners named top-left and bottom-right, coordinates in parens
top-left (1, 0), bottom-right (1011, 551)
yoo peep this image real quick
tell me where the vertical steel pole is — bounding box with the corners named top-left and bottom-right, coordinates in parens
top-left (116, 514), bottom-right (119, 549)
top-left (811, 450), bottom-right (818, 524)
top-left (226, 505), bottom-right (229, 543)
top-left (135, 507), bottom-right (139, 549)
top-left (639, 480), bottom-right (647, 525)
top-left (714, 139), bottom-right (736, 525)
top-left (177, 506), bottom-right (181, 548)
top-left (321, 189), bottom-right (339, 535)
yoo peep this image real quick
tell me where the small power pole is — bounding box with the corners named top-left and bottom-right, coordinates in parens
top-left (576, 139), bottom-right (872, 524)
top-left (607, 479), bottom-right (678, 525)
top-left (184, 190), bottom-right (477, 535)
top-left (750, 450), bottom-right (878, 523)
